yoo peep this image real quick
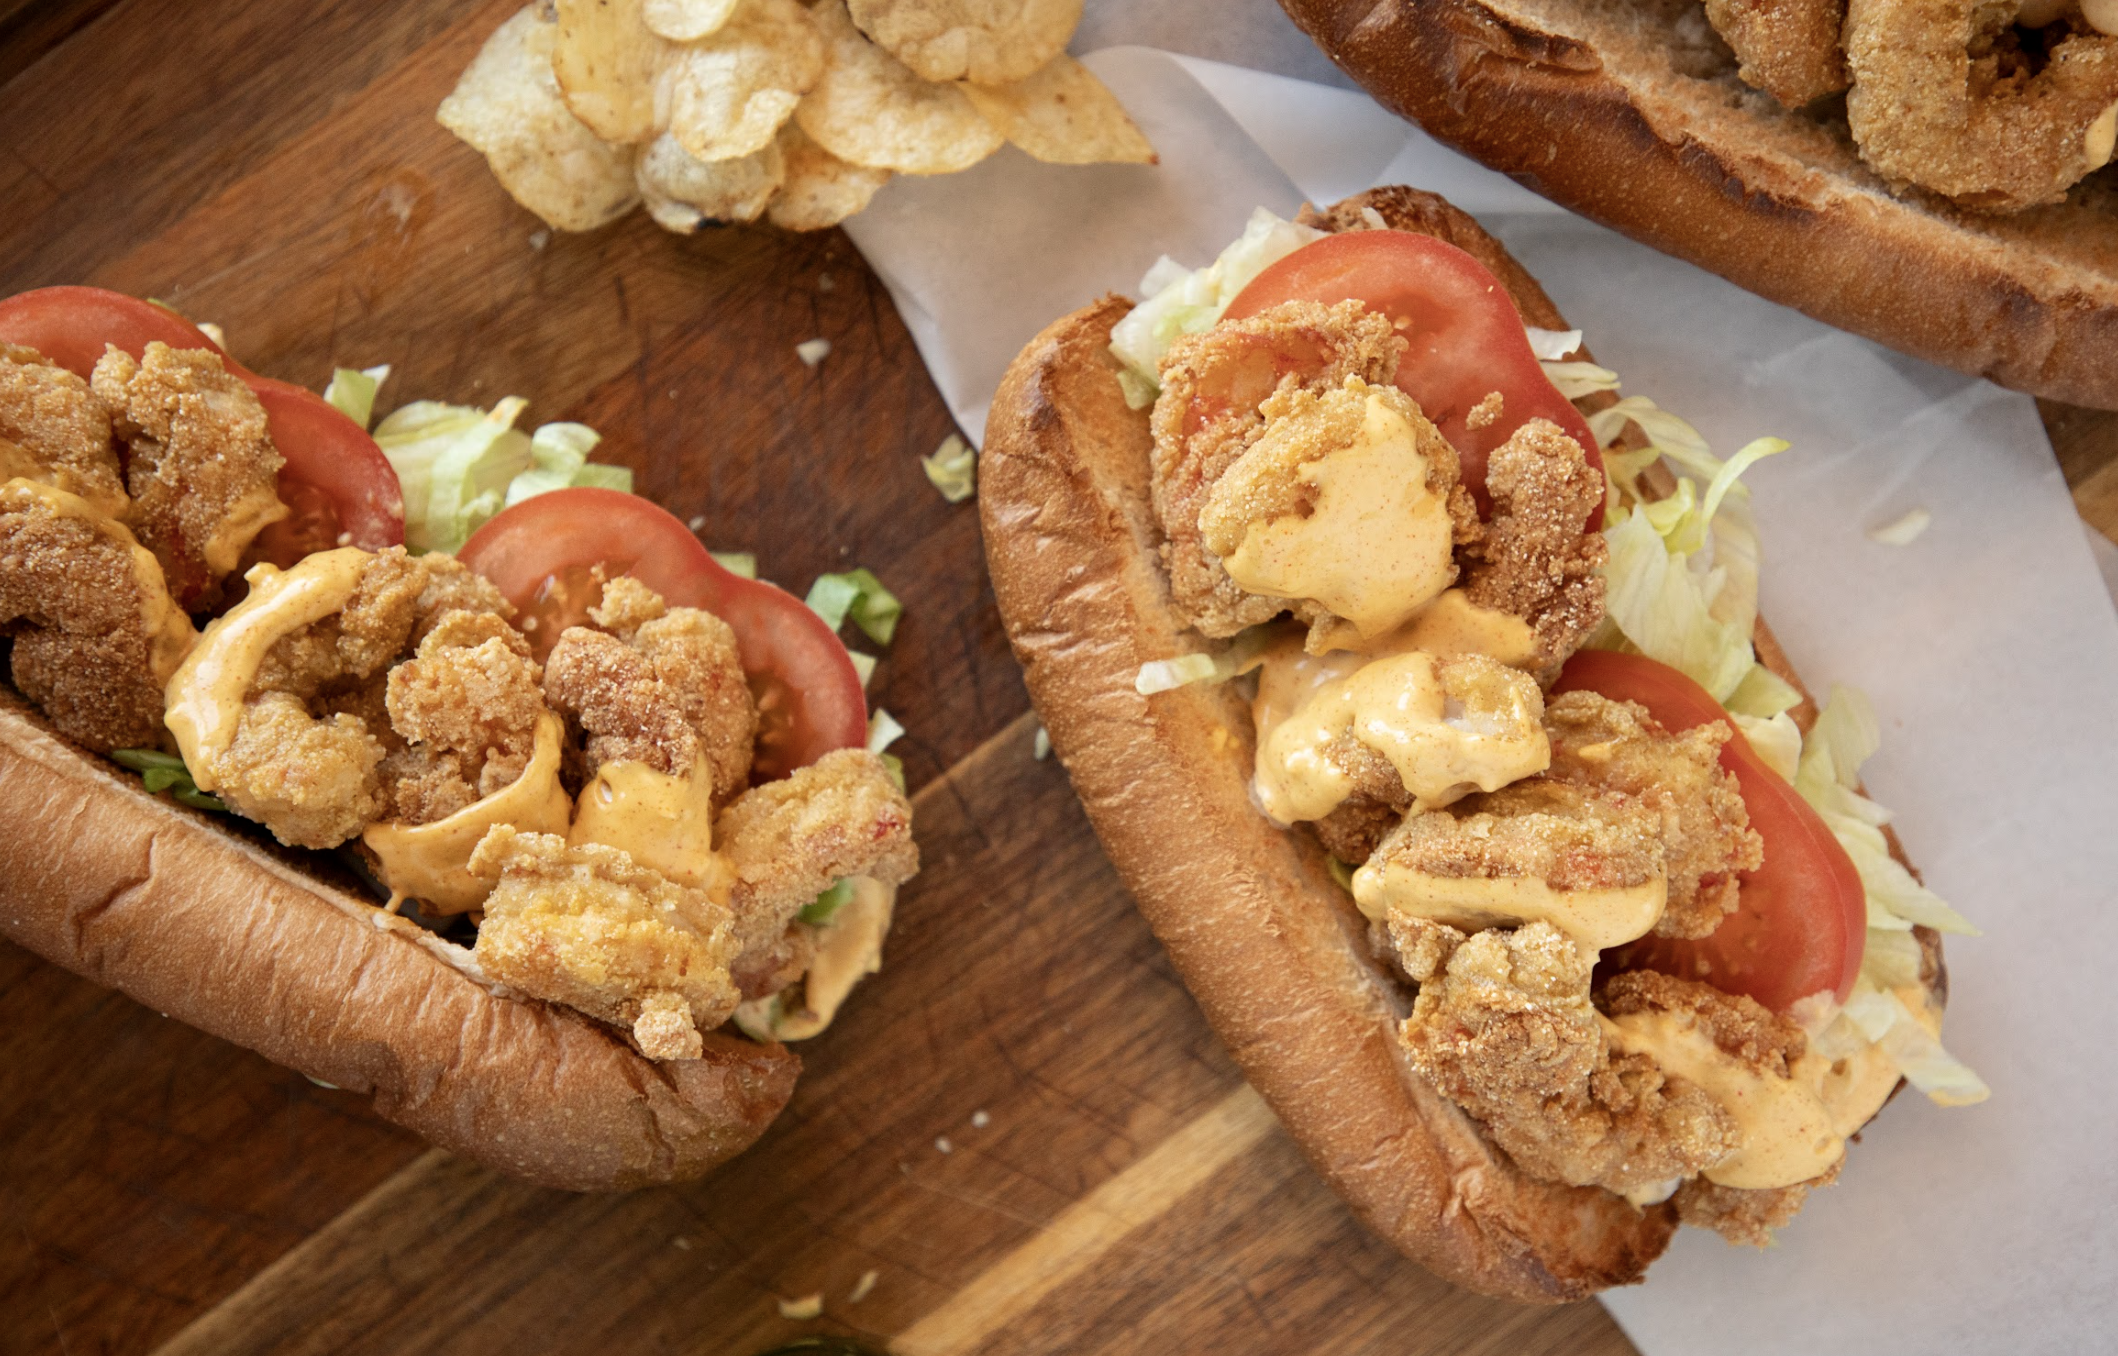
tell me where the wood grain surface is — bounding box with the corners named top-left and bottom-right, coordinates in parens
top-left (2, 4), bottom-right (2114, 1355)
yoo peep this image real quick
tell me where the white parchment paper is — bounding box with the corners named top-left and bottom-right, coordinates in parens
top-left (844, 29), bottom-right (2118, 1354)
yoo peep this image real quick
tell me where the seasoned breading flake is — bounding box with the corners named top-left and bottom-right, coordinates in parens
top-left (0, 480), bottom-right (194, 752)
top-left (766, 120), bottom-right (892, 230)
top-left (91, 341), bottom-right (285, 607)
top-left (441, 5), bottom-right (641, 232)
top-left (471, 825), bottom-right (742, 1060)
top-left (1543, 690), bottom-right (1762, 940)
top-left (796, 0), bottom-right (1003, 175)
top-left (1399, 923), bottom-right (1739, 1194)
top-left (1149, 300), bottom-right (1411, 638)
top-left (846, 0), bottom-right (1079, 85)
top-left (0, 345), bottom-right (125, 517)
top-left (956, 54), bottom-right (1154, 165)
top-left (1459, 417), bottom-right (1606, 673)
top-left (667, 0), bottom-right (824, 164)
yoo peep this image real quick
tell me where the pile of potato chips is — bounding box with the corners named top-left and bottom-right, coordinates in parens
top-left (438, 0), bottom-right (1155, 234)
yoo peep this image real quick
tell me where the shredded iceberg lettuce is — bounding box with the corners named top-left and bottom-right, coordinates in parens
top-left (922, 434), bottom-right (976, 503)
top-left (1540, 360), bottom-right (1620, 401)
top-left (323, 364), bottom-right (390, 430)
top-left (373, 398), bottom-right (632, 554)
top-left (1524, 327), bottom-right (1583, 361)
top-left (1107, 207), bottom-right (1324, 404)
top-left (807, 568), bottom-right (901, 645)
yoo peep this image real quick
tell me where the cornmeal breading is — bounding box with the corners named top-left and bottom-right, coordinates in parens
top-left (1311, 792), bottom-right (1402, 865)
top-left (1369, 778), bottom-right (1666, 894)
top-left (1398, 922), bottom-right (1737, 1194)
top-left (1544, 690), bottom-right (1762, 939)
top-left (382, 610), bottom-right (544, 824)
top-left (0, 345), bottom-right (126, 516)
top-left (211, 549), bottom-right (542, 846)
top-left (1150, 300), bottom-right (1405, 637)
top-left (1673, 1163), bottom-right (1840, 1247)
top-left (1701, 0), bottom-right (1849, 108)
top-left (91, 342), bottom-right (285, 606)
top-left (0, 482), bottom-right (193, 752)
top-left (1459, 418), bottom-right (1607, 673)
top-left (715, 747), bottom-right (918, 975)
top-left (470, 825), bottom-right (740, 1061)
top-left (543, 576), bottom-right (757, 800)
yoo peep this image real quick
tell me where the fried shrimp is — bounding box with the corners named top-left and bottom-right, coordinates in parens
top-left (182, 548), bottom-right (540, 848)
top-left (0, 345), bottom-right (126, 517)
top-left (1543, 689), bottom-right (1762, 939)
top-left (1702, 0), bottom-right (1850, 107)
top-left (1397, 922), bottom-right (1739, 1194)
top-left (470, 825), bottom-right (742, 1061)
top-left (0, 479), bottom-right (194, 752)
top-left (1150, 300), bottom-right (1406, 637)
top-left (715, 747), bottom-right (918, 976)
top-left (1459, 418), bottom-right (1607, 672)
top-left (383, 610), bottom-right (545, 824)
top-left (543, 576), bottom-right (758, 800)
top-left (1844, 0), bottom-right (2118, 209)
top-left (91, 341), bottom-right (286, 605)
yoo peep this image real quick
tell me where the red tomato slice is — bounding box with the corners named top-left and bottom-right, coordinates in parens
top-left (1550, 649), bottom-right (1866, 1012)
top-left (0, 287), bottom-right (403, 559)
top-left (458, 488), bottom-right (869, 781)
top-left (1224, 231), bottom-right (1601, 514)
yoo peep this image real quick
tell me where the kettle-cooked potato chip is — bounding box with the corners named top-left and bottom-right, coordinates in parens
top-left (637, 131), bottom-right (784, 229)
top-left (957, 54), bottom-right (1153, 164)
top-left (796, 0), bottom-right (1002, 175)
top-left (440, 5), bottom-right (641, 232)
top-left (766, 122), bottom-right (893, 231)
top-left (551, 0), bottom-right (669, 145)
top-left (644, 0), bottom-right (741, 41)
top-left (846, 0), bottom-right (1079, 86)
top-left (667, 0), bottom-right (824, 163)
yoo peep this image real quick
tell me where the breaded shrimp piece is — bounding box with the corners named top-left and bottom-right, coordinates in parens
top-left (91, 341), bottom-right (285, 605)
top-left (1150, 300), bottom-right (1406, 637)
top-left (0, 480), bottom-right (195, 751)
top-left (470, 825), bottom-right (741, 1061)
top-left (1544, 690), bottom-right (1763, 939)
top-left (209, 690), bottom-right (389, 848)
top-left (1672, 1163), bottom-right (1839, 1246)
top-left (1197, 376), bottom-right (1479, 651)
top-left (0, 345), bottom-right (126, 517)
top-left (1398, 922), bottom-right (1738, 1194)
top-left (715, 747), bottom-right (919, 967)
top-left (411, 554), bottom-right (514, 643)
top-left (252, 546), bottom-right (429, 700)
top-left (1368, 777), bottom-right (1667, 897)
top-left (1702, 0), bottom-right (1849, 107)
top-left (1460, 419), bottom-right (1606, 673)
top-left (382, 610), bottom-right (545, 824)
top-left (542, 576), bottom-right (757, 798)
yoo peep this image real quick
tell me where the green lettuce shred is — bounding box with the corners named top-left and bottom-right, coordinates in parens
top-left (800, 877), bottom-right (856, 925)
top-left (109, 749), bottom-right (225, 812)
top-left (922, 434), bottom-right (976, 503)
top-left (710, 551), bottom-right (758, 579)
top-left (374, 399), bottom-right (633, 554)
top-left (1107, 207), bottom-right (1324, 396)
top-left (323, 364), bottom-right (391, 431)
top-left (807, 568), bottom-right (901, 645)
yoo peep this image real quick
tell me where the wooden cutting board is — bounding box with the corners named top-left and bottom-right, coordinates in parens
top-left (3, 4), bottom-right (2114, 1354)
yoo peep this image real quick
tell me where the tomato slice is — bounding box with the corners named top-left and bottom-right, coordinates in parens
top-left (457, 488), bottom-right (869, 781)
top-left (1550, 650), bottom-right (1866, 1012)
top-left (0, 287), bottom-right (403, 559)
top-left (1224, 231), bottom-right (1601, 515)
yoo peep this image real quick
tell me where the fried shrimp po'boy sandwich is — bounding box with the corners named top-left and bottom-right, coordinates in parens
top-left (0, 287), bottom-right (916, 1188)
top-left (980, 187), bottom-right (1987, 1301)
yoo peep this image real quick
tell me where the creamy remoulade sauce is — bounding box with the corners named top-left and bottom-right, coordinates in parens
top-left (567, 754), bottom-right (736, 902)
top-left (1249, 623), bottom-right (1548, 826)
top-left (1213, 390), bottom-right (1459, 639)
